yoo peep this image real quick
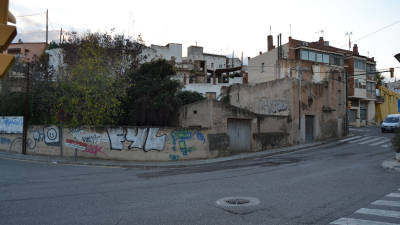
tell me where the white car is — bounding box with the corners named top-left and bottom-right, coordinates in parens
top-left (381, 114), bottom-right (400, 133)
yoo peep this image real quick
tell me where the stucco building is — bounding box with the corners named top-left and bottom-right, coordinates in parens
top-left (248, 35), bottom-right (376, 127)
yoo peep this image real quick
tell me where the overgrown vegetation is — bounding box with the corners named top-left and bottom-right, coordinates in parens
top-left (0, 31), bottom-right (204, 127)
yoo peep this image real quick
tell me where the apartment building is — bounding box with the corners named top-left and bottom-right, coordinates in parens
top-left (248, 35), bottom-right (376, 127)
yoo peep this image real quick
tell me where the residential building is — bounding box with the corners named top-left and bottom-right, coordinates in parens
top-left (141, 43), bottom-right (182, 63)
top-left (248, 35), bottom-right (377, 127)
top-left (3, 41), bottom-right (47, 62)
top-left (375, 85), bottom-right (400, 124)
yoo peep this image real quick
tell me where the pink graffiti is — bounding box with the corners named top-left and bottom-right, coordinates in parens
top-left (83, 144), bottom-right (107, 156)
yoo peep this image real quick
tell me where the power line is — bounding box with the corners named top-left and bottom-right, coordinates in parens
top-left (340, 20), bottom-right (400, 48)
top-left (16, 12), bottom-right (46, 17)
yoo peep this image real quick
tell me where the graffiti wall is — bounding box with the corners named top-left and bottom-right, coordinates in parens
top-left (0, 117), bottom-right (23, 134)
top-left (0, 125), bottom-right (216, 161)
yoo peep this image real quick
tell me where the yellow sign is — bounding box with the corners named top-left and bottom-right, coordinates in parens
top-left (0, 0), bottom-right (17, 78)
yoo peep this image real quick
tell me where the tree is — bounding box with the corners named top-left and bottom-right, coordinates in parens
top-left (376, 72), bottom-right (385, 86)
top-left (176, 90), bottom-right (205, 105)
top-left (55, 31), bottom-right (143, 126)
top-left (122, 59), bottom-right (181, 126)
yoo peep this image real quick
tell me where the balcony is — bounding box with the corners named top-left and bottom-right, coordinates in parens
top-left (376, 96), bottom-right (384, 104)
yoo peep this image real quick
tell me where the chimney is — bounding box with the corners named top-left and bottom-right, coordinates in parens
top-left (259, 51), bottom-right (262, 55)
top-left (318, 37), bottom-right (324, 45)
top-left (267, 35), bottom-right (275, 51)
top-left (353, 44), bottom-right (359, 55)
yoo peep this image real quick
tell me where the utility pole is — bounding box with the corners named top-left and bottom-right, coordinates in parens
top-left (45, 9), bottom-right (48, 45)
top-left (59, 27), bottom-right (62, 44)
top-left (22, 63), bottom-right (30, 155)
top-left (345, 71), bottom-right (349, 136)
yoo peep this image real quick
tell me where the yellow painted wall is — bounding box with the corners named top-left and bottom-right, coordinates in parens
top-left (376, 85), bottom-right (400, 124)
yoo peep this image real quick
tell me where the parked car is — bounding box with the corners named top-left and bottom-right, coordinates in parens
top-left (381, 114), bottom-right (400, 132)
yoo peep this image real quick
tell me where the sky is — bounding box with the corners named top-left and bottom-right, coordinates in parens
top-left (9, 0), bottom-right (400, 80)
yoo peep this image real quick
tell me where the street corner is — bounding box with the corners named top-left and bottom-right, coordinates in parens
top-left (382, 158), bottom-right (400, 172)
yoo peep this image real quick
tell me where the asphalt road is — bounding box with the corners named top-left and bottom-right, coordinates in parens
top-left (1, 127), bottom-right (400, 225)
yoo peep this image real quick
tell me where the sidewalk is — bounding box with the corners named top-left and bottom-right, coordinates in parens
top-left (0, 138), bottom-right (342, 168)
top-left (382, 158), bottom-right (400, 172)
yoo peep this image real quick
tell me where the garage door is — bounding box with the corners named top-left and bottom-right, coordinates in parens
top-left (227, 119), bottom-right (251, 152)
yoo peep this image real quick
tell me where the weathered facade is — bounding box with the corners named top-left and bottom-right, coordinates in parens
top-left (179, 76), bottom-right (345, 152)
top-left (248, 35), bottom-right (376, 127)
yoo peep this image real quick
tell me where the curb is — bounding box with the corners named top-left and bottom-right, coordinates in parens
top-left (382, 158), bottom-right (400, 172)
top-left (0, 137), bottom-right (344, 168)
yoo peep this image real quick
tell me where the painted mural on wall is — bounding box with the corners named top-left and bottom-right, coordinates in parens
top-left (32, 126), bottom-right (60, 146)
top-left (0, 117), bottom-right (23, 134)
top-left (170, 129), bottom-right (205, 156)
top-left (107, 128), bottom-right (166, 151)
top-left (0, 125), bottom-right (209, 161)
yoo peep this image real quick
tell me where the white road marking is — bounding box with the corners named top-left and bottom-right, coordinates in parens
top-left (356, 208), bottom-right (400, 219)
top-left (387, 193), bottom-right (400, 198)
top-left (339, 136), bottom-right (362, 142)
top-left (369, 139), bottom-right (391, 146)
top-left (358, 137), bottom-right (385, 145)
top-left (372, 200), bottom-right (400, 207)
top-left (382, 143), bottom-right (392, 148)
top-left (331, 217), bottom-right (400, 225)
top-left (349, 136), bottom-right (373, 143)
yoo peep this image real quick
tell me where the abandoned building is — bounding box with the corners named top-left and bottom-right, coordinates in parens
top-left (179, 35), bottom-right (350, 152)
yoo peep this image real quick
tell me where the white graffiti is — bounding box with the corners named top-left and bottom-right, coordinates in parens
top-left (256, 98), bottom-right (289, 114)
top-left (107, 128), bottom-right (125, 150)
top-left (126, 128), bottom-right (147, 149)
top-left (0, 117), bottom-right (23, 134)
top-left (144, 128), bottom-right (166, 151)
top-left (44, 126), bottom-right (59, 144)
top-left (70, 128), bottom-right (108, 144)
top-left (107, 128), bottom-right (166, 151)
top-left (33, 126), bottom-right (60, 146)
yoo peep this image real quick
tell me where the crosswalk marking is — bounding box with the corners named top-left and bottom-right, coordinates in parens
top-left (358, 137), bottom-right (386, 145)
top-left (339, 135), bottom-right (391, 148)
top-left (355, 208), bottom-right (400, 219)
top-left (349, 136), bottom-right (372, 143)
top-left (331, 217), bottom-right (400, 225)
top-left (372, 200), bottom-right (400, 207)
top-left (330, 188), bottom-right (400, 225)
top-left (339, 136), bottom-right (363, 142)
top-left (383, 143), bottom-right (393, 148)
top-left (370, 139), bottom-right (391, 146)
top-left (387, 193), bottom-right (400, 198)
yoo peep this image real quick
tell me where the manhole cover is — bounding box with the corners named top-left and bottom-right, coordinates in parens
top-left (225, 198), bottom-right (250, 205)
top-left (215, 197), bottom-right (261, 215)
top-left (216, 197), bottom-right (260, 207)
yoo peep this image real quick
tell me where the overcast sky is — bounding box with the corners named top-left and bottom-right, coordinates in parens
top-left (9, 0), bottom-right (400, 80)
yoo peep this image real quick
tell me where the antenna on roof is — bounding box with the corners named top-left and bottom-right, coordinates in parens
top-left (289, 24), bottom-right (292, 37)
top-left (345, 32), bottom-right (353, 51)
top-left (269, 26), bottom-right (272, 35)
top-left (316, 29), bottom-right (324, 37)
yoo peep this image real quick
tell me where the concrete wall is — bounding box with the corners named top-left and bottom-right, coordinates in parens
top-left (228, 78), bottom-right (292, 116)
top-left (0, 125), bottom-right (219, 161)
top-left (179, 99), bottom-right (292, 152)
